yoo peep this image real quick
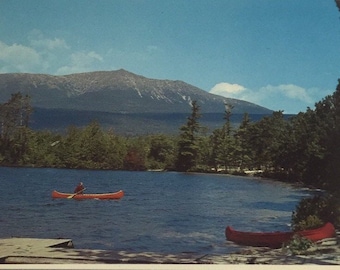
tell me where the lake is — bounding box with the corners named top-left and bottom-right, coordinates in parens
top-left (0, 167), bottom-right (313, 255)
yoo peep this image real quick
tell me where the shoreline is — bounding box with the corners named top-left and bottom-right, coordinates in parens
top-left (1, 234), bottom-right (339, 264)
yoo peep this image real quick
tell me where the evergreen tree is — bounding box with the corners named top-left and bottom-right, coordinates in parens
top-left (209, 128), bottom-right (225, 171)
top-left (234, 113), bottom-right (253, 171)
top-left (218, 102), bottom-right (236, 171)
top-left (248, 111), bottom-right (287, 171)
top-left (323, 79), bottom-right (340, 192)
top-left (175, 100), bottom-right (201, 171)
top-left (0, 92), bottom-right (32, 164)
top-left (279, 110), bottom-right (320, 183)
top-left (208, 102), bottom-right (237, 172)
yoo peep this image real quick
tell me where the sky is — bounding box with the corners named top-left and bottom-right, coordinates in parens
top-left (1, 0), bottom-right (340, 114)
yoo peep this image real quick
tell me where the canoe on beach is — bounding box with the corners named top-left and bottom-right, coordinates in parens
top-left (52, 190), bottom-right (124, 200)
top-left (225, 222), bottom-right (336, 248)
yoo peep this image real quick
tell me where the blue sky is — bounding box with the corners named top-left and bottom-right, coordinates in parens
top-left (1, 0), bottom-right (340, 113)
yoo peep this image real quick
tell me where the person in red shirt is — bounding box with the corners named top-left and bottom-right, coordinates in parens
top-left (74, 182), bottom-right (85, 194)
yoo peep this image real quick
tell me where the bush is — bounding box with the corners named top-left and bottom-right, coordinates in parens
top-left (285, 234), bottom-right (314, 255)
top-left (291, 194), bottom-right (340, 231)
top-left (293, 215), bottom-right (323, 232)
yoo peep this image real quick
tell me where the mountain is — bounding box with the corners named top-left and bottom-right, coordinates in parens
top-left (0, 69), bottom-right (271, 113)
top-left (0, 69), bottom-right (273, 134)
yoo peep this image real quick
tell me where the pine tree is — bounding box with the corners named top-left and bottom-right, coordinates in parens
top-left (234, 113), bottom-right (253, 171)
top-left (175, 100), bottom-right (201, 172)
top-left (0, 92), bottom-right (32, 164)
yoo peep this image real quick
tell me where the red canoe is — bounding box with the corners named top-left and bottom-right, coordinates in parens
top-left (52, 190), bottom-right (124, 200)
top-left (225, 222), bottom-right (336, 248)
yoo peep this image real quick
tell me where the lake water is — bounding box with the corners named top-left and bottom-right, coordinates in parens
top-left (0, 167), bottom-right (313, 255)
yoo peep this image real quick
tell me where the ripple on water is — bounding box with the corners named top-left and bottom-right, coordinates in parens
top-left (0, 168), bottom-right (312, 254)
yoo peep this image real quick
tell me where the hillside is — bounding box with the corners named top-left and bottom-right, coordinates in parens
top-left (0, 69), bottom-right (273, 134)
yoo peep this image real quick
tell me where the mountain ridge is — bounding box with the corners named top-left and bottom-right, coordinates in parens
top-left (0, 69), bottom-right (271, 114)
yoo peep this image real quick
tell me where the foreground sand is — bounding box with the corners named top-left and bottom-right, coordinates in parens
top-left (0, 233), bottom-right (339, 265)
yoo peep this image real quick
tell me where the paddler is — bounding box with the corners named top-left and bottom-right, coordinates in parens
top-left (74, 182), bottom-right (85, 194)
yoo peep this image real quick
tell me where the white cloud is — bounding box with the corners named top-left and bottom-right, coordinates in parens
top-left (0, 30), bottom-right (104, 75)
top-left (28, 29), bottom-right (69, 50)
top-left (0, 41), bottom-right (41, 72)
top-left (209, 82), bottom-right (260, 104)
top-left (209, 82), bottom-right (246, 97)
top-left (260, 84), bottom-right (313, 103)
top-left (0, 28), bottom-right (162, 76)
top-left (0, 30), bottom-right (72, 73)
top-left (56, 51), bottom-right (104, 75)
top-left (30, 37), bottom-right (69, 51)
top-left (209, 82), bottom-right (316, 113)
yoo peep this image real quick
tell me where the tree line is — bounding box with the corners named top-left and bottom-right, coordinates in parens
top-left (0, 82), bottom-right (339, 195)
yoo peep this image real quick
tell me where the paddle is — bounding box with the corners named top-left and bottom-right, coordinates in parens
top-left (67, 188), bottom-right (86, 199)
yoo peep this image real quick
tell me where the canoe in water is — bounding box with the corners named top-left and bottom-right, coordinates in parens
top-left (225, 222), bottom-right (336, 248)
top-left (52, 190), bottom-right (124, 200)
